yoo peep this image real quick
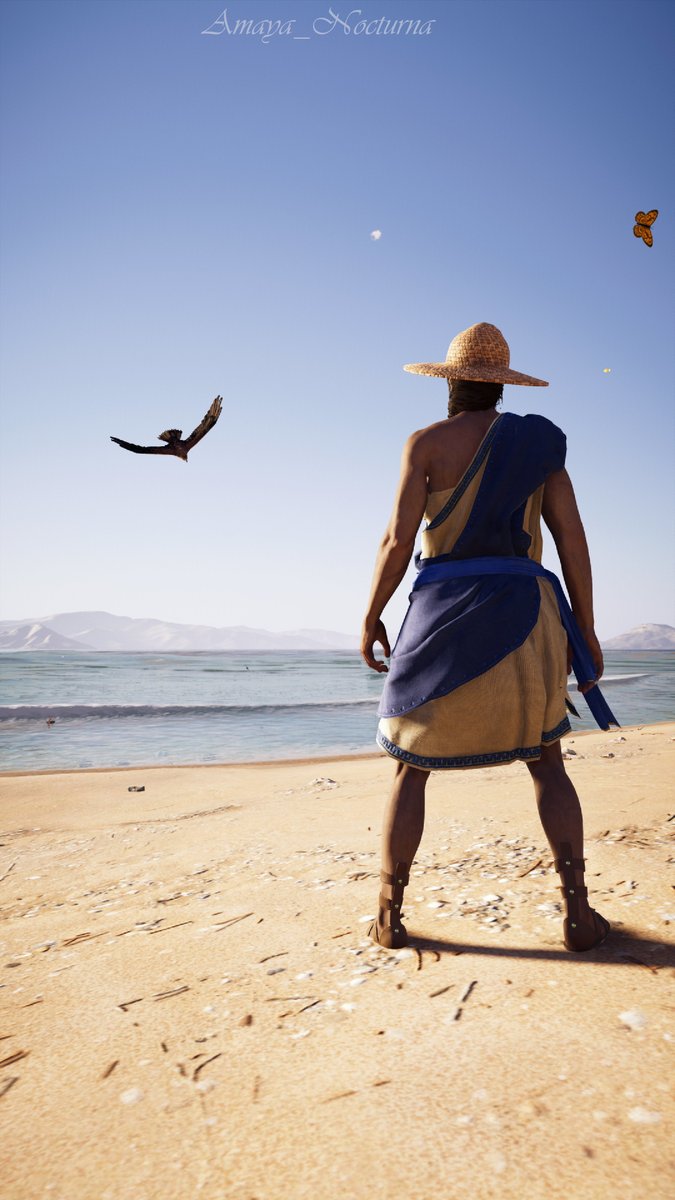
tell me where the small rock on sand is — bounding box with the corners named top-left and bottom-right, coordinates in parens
top-left (628, 1107), bottom-right (662, 1124)
top-left (619, 1009), bottom-right (647, 1030)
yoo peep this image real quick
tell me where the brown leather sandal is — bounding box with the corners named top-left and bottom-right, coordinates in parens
top-left (368, 861), bottom-right (410, 949)
top-left (555, 841), bottom-right (610, 951)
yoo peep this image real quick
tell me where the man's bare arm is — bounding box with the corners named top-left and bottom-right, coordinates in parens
top-left (542, 468), bottom-right (604, 685)
top-left (361, 435), bottom-right (429, 672)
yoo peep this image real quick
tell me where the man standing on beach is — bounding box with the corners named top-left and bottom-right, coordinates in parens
top-left (361, 322), bottom-right (616, 953)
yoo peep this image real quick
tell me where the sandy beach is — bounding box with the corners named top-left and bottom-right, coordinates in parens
top-left (1, 723), bottom-right (674, 1200)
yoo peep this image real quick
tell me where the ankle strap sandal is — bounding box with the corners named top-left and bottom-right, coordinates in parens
top-left (555, 841), bottom-right (610, 952)
top-left (368, 861), bottom-right (410, 949)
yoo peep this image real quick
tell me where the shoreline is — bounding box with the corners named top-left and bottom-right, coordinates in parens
top-left (0, 748), bottom-right (381, 778)
top-left (1, 719), bottom-right (672, 779)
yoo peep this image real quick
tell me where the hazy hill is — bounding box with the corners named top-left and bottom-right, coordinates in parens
top-left (0, 611), bottom-right (359, 652)
top-left (2, 612), bottom-right (671, 653)
top-left (602, 623), bottom-right (675, 650)
top-left (0, 622), bottom-right (88, 651)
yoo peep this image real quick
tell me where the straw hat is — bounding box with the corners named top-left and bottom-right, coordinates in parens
top-left (403, 322), bottom-right (548, 386)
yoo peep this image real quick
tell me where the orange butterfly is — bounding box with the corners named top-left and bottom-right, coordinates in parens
top-left (633, 209), bottom-right (658, 246)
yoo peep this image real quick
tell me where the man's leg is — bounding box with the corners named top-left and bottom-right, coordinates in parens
top-left (381, 760), bottom-right (428, 875)
top-left (527, 739), bottom-right (598, 928)
top-left (527, 740), bottom-right (585, 871)
top-left (369, 761), bottom-right (429, 946)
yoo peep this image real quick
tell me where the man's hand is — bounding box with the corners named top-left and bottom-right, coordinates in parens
top-left (360, 433), bottom-right (429, 672)
top-left (361, 619), bottom-right (391, 673)
top-left (567, 629), bottom-right (604, 693)
top-left (578, 629), bottom-right (604, 693)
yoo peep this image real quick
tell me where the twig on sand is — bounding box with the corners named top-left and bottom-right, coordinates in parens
top-left (148, 920), bottom-right (194, 935)
top-left (0, 860), bottom-right (17, 885)
top-left (193, 1053), bottom-right (222, 1081)
top-left (0, 1050), bottom-right (29, 1069)
top-left (517, 858), bottom-right (543, 877)
top-left (101, 1060), bottom-right (119, 1079)
top-left (321, 1089), bottom-right (358, 1104)
top-left (0, 1076), bottom-right (19, 1098)
top-left (259, 951), bottom-right (289, 963)
top-left (212, 913), bottom-right (254, 931)
top-left (63, 931), bottom-right (109, 946)
top-left (118, 997), bottom-right (144, 1012)
top-left (265, 995), bottom-right (315, 1003)
top-left (451, 980), bottom-right (478, 1022)
top-left (153, 985), bottom-right (190, 1002)
top-left (295, 999), bottom-right (321, 1015)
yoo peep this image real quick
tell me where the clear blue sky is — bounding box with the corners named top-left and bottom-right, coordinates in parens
top-left (1, 0), bottom-right (673, 639)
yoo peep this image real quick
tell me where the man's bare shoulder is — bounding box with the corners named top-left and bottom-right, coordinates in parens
top-left (404, 419), bottom-right (451, 461)
top-left (406, 418), bottom-right (450, 449)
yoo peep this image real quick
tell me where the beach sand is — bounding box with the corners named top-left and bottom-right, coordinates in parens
top-left (1, 723), bottom-right (674, 1200)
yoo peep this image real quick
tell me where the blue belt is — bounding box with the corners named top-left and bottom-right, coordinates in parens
top-left (413, 555), bottom-right (619, 731)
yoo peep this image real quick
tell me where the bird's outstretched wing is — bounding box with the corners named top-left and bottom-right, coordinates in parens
top-left (183, 395), bottom-right (223, 451)
top-left (110, 436), bottom-right (174, 455)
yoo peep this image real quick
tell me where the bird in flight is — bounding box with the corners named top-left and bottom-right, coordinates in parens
top-left (111, 396), bottom-right (223, 461)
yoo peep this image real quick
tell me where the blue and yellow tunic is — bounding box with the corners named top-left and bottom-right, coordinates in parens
top-left (377, 412), bottom-right (592, 770)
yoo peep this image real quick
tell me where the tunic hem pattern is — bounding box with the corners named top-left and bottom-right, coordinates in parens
top-left (376, 715), bottom-right (572, 771)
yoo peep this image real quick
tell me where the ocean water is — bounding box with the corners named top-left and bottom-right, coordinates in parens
top-left (0, 650), bottom-right (673, 772)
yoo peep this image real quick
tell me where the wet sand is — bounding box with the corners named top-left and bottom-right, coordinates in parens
top-left (1, 723), bottom-right (674, 1199)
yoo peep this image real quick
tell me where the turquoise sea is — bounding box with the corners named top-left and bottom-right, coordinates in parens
top-left (0, 650), bottom-right (673, 772)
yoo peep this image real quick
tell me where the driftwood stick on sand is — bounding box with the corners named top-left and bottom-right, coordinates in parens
top-left (0, 860), bottom-right (17, 885)
top-left (451, 980), bottom-right (478, 1022)
top-left (193, 1053), bottom-right (223, 1081)
top-left (153, 985), bottom-right (190, 1002)
top-left (212, 912), bottom-right (254, 930)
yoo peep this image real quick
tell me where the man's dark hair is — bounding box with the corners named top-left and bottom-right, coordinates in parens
top-left (448, 379), bottom-right (503, 417)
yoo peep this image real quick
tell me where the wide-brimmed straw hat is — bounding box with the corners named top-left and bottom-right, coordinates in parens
top-left (403, 322), bottom-right (548, 386)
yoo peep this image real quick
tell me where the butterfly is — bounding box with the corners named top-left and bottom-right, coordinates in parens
top-left (633, 210), bottom-right (658, 247)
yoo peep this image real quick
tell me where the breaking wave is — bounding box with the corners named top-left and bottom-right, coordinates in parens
top-left (0, 699), bottom-right (380, 722)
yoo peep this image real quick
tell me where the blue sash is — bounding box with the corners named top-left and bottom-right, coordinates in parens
top-left (412, 555), bottom-right (618, 731)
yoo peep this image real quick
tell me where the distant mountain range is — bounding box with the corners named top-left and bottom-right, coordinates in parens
top-left (0, 612), bottom-right (672, 653)
top-left (0, 611), bottom-right (359, 652)
top-left (601, 623), bottom-right (675, 650)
